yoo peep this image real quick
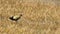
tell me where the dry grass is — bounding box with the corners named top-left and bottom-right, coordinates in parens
top-left (0, 0), bottom-right (60, 34)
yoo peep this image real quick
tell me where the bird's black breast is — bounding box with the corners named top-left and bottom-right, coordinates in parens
top-left (9, 14), bottom-right (22, 21)
top-left (9, 16), bottom-right (20, 21)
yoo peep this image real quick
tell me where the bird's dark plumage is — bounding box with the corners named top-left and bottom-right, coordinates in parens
top-left (9, 14), bottom-right (22, 21)
top-left (9, 16), bottom-right (20, 21)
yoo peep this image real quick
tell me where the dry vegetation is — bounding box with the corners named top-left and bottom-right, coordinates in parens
top-left (0, 0), bottom-right (60, 34)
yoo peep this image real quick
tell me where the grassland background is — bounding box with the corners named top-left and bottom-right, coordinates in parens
top-left (0, 0), bottom-right (60, 34)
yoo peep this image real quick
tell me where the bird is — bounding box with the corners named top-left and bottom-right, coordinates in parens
top-left (9, 14), bottom-right (22, 21)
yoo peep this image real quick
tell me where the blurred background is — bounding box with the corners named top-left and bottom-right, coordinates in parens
top-left (0, 0), bottom-right (60, 34)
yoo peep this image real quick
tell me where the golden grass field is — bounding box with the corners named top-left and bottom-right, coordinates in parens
top-left (0, 0), bottom-right (60, 34)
